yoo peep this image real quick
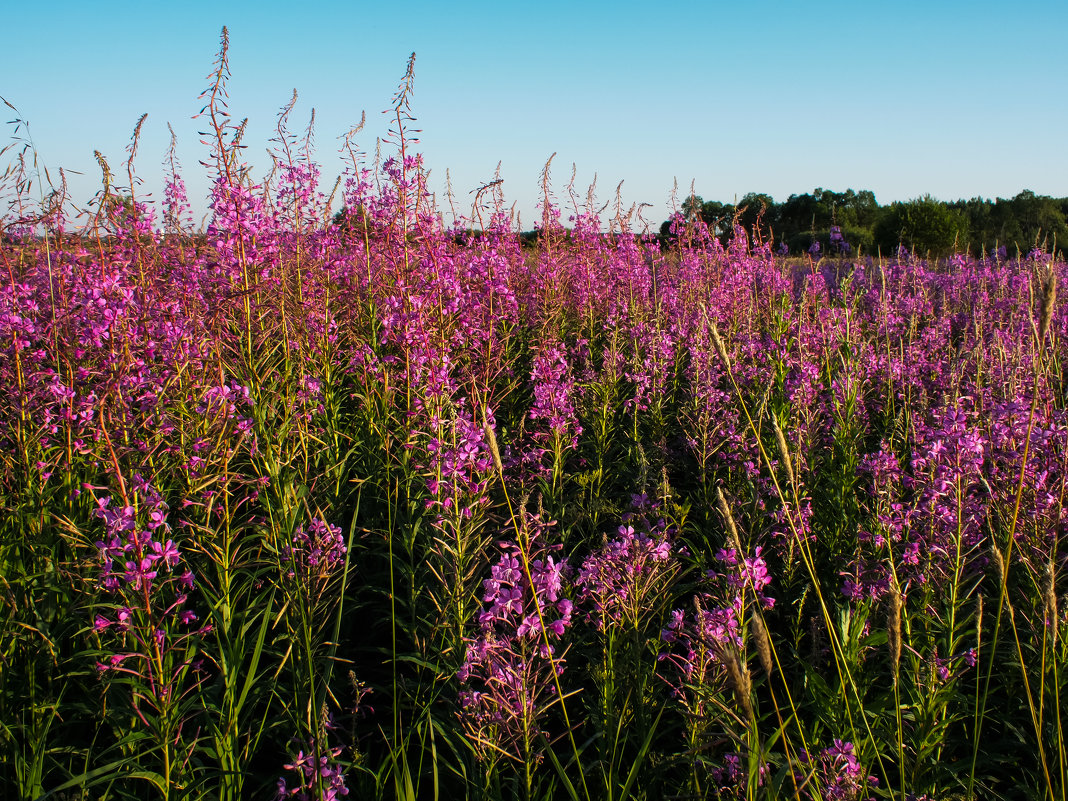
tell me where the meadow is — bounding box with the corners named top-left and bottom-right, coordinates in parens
top-left (2, 40), bottom-right (1067, 801)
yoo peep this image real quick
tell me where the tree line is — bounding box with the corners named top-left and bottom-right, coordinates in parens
top-left (660, 188), bottom-right (1068, 258)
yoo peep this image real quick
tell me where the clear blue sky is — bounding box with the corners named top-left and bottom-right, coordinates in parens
top-left (5, 0), bottom-right (1066, 231)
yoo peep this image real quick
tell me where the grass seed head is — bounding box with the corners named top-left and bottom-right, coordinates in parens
top-left (709, 321), bottom-right (731, 373)
top-left (1044, 559), bottom-right (1058, 649)
top-left (723, 650), bottom-right (754, 722)
top-left (716, 487), bottom-right (744, 553)
top-left (771, 417), bottom-right (795, 492)
top-left (751, 612), bottom-right (774, 677)
top-left (1039, 265), bottom-right (1057, 342)
top-left (888, 588), bottom-right (903, 683)
top-left (483, 417), bottom-right (503, 475)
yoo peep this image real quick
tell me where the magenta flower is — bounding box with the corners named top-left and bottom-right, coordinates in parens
top-left (576, 518), bottom-right (678, 631)
top-left (458, 514), bottom-right (573, 761)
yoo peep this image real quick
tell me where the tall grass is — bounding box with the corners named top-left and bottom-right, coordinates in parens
top-left (1, 29), bottom-right (1067, 801)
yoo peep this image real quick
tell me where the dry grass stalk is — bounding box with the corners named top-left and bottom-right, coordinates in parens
top-left (716, 487), bottom-right (744, 554)
top-left (771, 417), bottom-right (796, 492)
top-left (483, 417), bottom-right (503, 475)
top-left (751, 612), bottom-right (774, 677)
top-left (1039, 265), bottom-right (1057, 342)
top-left (709, 320), bottom-right (732, 373)
top-left (888, 587), bottom-right (903, 685)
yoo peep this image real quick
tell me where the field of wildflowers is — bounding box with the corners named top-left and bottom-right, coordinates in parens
top-left (2, 35), bottom-right (1067, 801)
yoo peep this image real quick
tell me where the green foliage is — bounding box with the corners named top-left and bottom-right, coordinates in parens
top-left (873, 196), bottom-right (970, 257)
top-left (665, 187), bottom-right (1068, 258)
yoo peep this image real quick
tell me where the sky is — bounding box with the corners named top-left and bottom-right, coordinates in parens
top-left (4, 0), bottom-right (1067, 232)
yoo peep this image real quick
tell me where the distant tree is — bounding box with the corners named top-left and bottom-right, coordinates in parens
top-left (874, 196), bottom-right (969, 257)
top-left (1007, 190), bottom-right (1068, 252)
top-left (662, 187), bottom-right (1067, 257)
top-left (671, 195), bottom-right (735, 240)
top-left (773, 188), bottom-right (879, 254)
top-left (736, 192), bottom-right (777, 242)
top-left (780, 191), bottom-right (828, 237)
top-left (332, 204), bottom-right (372, 239)
top-left (840, 189), bottom-right (880, 229)
top-left (680, 194), bottom-right (704, 222)
top-left (947, 192), bottom-right (1067, 256)
top-left (950, 197), bottom-right (995, 254)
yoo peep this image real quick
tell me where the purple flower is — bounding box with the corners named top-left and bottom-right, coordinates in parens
top-left (801, 739), bottom-right (878, 801)
top-left (285, 518), bottom-right (346, 586)
top-left (277, 739), bottom-right (348, 800)
top-left (153, 539), bottom-right (181, 569)
top-left (576, 517), bottom-right (678, 630)
top-left (458, 513), bottom-right (572, 761)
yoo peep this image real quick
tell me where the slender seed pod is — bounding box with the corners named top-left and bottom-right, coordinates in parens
top-left (751, 612), bottom-right (774, 677)
top-left (771, 417), bottom-right (796, 493)
top-left (1039, 265), bottom-right (1057, 343)
top-left (483, 416), bottom-right (503, 476)
top-left (709, 320), bottom-right (732, 373)
top-left (888, 588), bottom-right (903, 685)
top-left (716, 487), bottom-right (744, 554)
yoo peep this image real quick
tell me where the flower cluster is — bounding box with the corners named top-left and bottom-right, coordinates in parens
top-left (283, 518), bottom-right (347, 583)
top-left (276, 739), bottom-right (349, 801)
top-left (473, 534), bottom-right (572, 651)
top-left (420, 401), bottom-right (495, 521)
top-left (660, 546), bottom-right (775, 722)
top-left (528, 344), bottom-right (582, 453)
top-left (711, 751), bottom-right (768, 798)
top-left (798, 740), bottom-right (878, 801)
top-left (576, 515), bottom-right (677, 631)
top-left (717, 545), bottom-right (776, 610)
top-left (93, 476), bottom-right (189, 599)
top-left (457, 517), bottom-right (572, 761)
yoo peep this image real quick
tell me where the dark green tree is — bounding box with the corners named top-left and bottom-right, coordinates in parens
top-left (736, 192), bottom-right (777, 243)
top-left (874, 196), bottom-right (970, 257)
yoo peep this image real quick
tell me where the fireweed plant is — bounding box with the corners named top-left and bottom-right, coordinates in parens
top-left (3, 30), bottom-right (1068, 801)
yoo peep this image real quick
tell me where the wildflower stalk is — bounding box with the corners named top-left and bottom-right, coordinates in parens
top-left (483, 422), bottom-right (591, 801)
top-left (704, 313), bottom-right (890, 794)
top-left (970, 267), bottom-right (1058, 800)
